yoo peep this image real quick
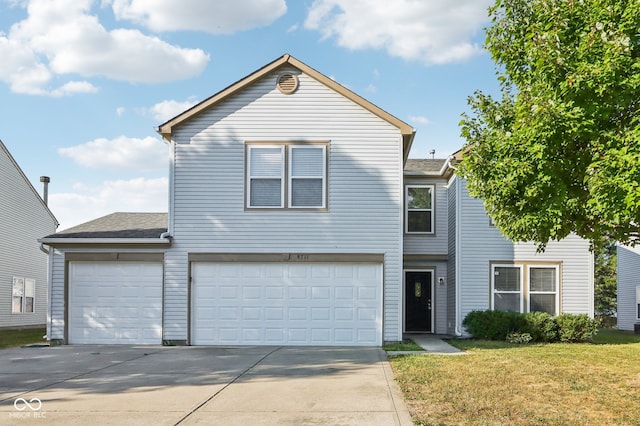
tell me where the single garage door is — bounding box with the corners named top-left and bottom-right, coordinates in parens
top-left (191, 262), bottom-right (382, 346)
top-left (69, 262), bottom-right (163, 344)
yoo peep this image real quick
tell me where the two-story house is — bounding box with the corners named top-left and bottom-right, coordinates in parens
top-left (40, 54), bottom-right (593, 346)
top-left (1, 139), bottom-right (58, 330)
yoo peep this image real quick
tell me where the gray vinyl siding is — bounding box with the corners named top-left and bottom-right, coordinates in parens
top-left (446, 176), bottom-right (458, 335)
top-left (49, 250), bottom-right (65, 339)
top-left (403, 177), bottom-right (448, 255)
top-left (617, 245), bottom-right (640, 331)
top-left (0, 143), bottom-right (57, 329)
top-left (456, 179), bottom-right (593, 335)
top-left (166, 67), bottom-right (404, 342)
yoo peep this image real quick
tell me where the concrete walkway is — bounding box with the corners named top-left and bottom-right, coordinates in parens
top-left (387, 335), bottom-right (465, 356)
top-left (411, 334), bottom-right (465, 355)
top-left (0, 345), bottom-right (413, 425)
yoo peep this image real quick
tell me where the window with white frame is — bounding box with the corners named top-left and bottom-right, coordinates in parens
top-left (12, 277), bottom-right (35, 314)
top-left (247, 144), bottom-right (326, 209)
top-left (491, 264), bottom-right (559, 315)
top-left (529, 266), bottom-right (559, 315)
top-left (492, 265), bottom-right (523, 312)
top-left (636, 286), bottom-right (640, 320)
top-left (405, 185), bottom-right (434, 233)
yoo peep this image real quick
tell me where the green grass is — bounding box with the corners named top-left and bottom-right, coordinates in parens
top-left (0, 328), bottom-right (47, 349)
top-left (383, 339), bottom-right (424, 351)
top-left (390, 329), bottom-right (640, 425)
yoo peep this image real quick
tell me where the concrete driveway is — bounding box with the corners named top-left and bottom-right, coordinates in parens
top-left (0, 345), bottom-right (412, 425)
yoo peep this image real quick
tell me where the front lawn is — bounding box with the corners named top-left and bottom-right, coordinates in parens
top-left (390, 329), bottom-right (640, 425)
top-left (0, 328), bottom-right (47, 349)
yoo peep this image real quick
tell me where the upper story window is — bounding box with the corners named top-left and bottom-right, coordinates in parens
top-left (405, 185), bottom-right (434, 234)
top-left (12, 277), bottom-right (35, 314)
top-left (247, 143), bottom-right (326, 209)
top-left (491, 263), bottom-right (560, 315)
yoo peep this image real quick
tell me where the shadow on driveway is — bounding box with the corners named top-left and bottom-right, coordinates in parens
top-left (0, 345), bottom-right (412, 425)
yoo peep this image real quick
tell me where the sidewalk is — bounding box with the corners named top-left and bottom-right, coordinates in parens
top-left (387, 335), bottom-right (465, 356)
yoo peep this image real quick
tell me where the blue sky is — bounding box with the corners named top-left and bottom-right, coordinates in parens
top-left (1, 0), bottom-right (499, 230)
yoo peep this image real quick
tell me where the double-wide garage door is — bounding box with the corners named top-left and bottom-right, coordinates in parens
top-left (69, 262), bottom-right (163, 344)
top-left (191, 262), bottom-right (382, 346)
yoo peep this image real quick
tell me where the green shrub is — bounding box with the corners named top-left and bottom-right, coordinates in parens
top-left (556, 314), bottom-right (599, 342)
top-left (522, 312), bottom-right (559, 343)
top-left (462, 310), bottom-right (525, 340)
top-left (463, 310), bottom-right (598, 344)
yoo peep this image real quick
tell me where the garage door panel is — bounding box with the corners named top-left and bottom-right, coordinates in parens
top-left (192, 262), bottom-right (382, 346)
top-left (69, 262), bottom-right (163, 344)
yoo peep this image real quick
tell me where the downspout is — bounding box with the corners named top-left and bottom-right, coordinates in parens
top-left (446, 155), bottom-right (463, 336)
top-left (454, 176), bottom-right (463, 336)
top-left (46, 247), bottom-right (53, 341)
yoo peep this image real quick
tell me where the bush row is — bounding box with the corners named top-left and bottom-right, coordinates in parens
top-left (462, 310), bottom-right (598, 343)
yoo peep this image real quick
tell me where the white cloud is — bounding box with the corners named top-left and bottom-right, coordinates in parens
top-left (108, 0), bottom-right (287, 34)
top-left (58, 136), bottom-right (168, 171)
top-left (49, 177), bottom-right (168, 230)
top-left (116, 106), bottom-right (126, 117)
top-left (148, 99), bottom-right (198, 122)
top-left (0, 0), bottom-right (209, 95)
top-left (304, 0), bottom-right (492, 65)
top-left (409, 115), bottom-right (431, 125)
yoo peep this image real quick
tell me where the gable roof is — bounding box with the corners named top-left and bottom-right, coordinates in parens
top-left (40, 212), bottom-right (168, 243)
top-left (157, 53), bottom-right (416, 161)
top-left (0, 139), bottom-right (58, 227)
top-left (404, 159), bottom-right (449, 175)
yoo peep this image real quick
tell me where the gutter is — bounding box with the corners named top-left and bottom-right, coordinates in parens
top-left (38, 238), bottom-right (172, 245)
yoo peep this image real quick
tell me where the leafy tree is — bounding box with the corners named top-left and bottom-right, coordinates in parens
top-left (459, 0), bottom-right (640, 248)
top-left (594, 238), bottom-right (617, 322)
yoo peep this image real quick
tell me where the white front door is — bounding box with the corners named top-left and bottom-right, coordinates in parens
top-left (191, 262), bottom-right (382, 346)
top-left (69, 262), bottom-right (163, 344)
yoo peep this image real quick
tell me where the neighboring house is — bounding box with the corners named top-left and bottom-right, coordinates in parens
top-left (40, 54), bottom-right (594, 346)
top-left (616, 245), bottom-right (640, 332)
top-left (1, 139), bottom-right (58, 329)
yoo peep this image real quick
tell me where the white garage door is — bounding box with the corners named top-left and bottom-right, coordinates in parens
top-left (69, 262), bottom-right (163, 344)
top-left (191, 262), bottom-right (382, 346)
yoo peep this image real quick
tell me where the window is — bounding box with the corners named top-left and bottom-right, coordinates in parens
top-left (491, 264), bottom-right (559, 315)
top-left (247, 144), bottom-right (326, 209)
top-left (492, 265), bottom-right (523, 312)
top-left (636, 286), bottom-right (640, 320)
top-left (12, 277), bottom-right (35, 314)
top-left (406, 185), bottom-right (434, 233)
top-left (529, 266), bottom-right (558, 315)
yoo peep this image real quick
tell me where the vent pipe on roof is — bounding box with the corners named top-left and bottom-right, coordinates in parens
top-left (40, 176), bottom-right (50, 205)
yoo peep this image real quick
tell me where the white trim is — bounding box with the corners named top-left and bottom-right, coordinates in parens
top-left (491, 264), bottom-right (524, 313)
top-left (405, 184), bottom-right (435, 234)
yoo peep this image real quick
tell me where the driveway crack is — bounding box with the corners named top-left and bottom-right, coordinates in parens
top-left (173, 346), bottom-right (282, 425)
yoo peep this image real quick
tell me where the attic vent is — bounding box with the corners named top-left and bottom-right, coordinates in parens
top-left (276, 73), bottom-right (298, 94)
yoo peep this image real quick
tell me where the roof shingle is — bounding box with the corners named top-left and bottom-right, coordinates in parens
top-left (45, 212), bottom-right (167, 239)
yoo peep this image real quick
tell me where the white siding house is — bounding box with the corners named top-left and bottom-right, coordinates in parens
top-left (617, 245), bottom-right (640, 332)
top-left (0, 140), bottom-right (58, 329)
top-left (40, 54), bottom-right (594, 345)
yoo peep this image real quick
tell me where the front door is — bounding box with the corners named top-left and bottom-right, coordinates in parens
top-left (405, 271), bottom-right (433, 332)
